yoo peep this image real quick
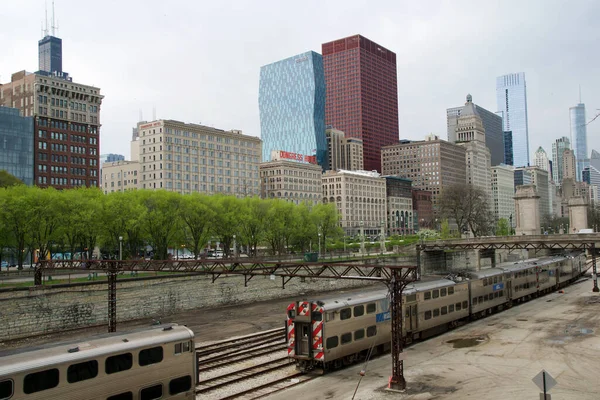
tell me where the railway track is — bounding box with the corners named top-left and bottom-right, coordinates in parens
top-left (196, 327), bottom-right (312, 399)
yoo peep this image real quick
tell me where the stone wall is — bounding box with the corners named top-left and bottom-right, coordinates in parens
top-left (0, 273), bottom-right (375, 341)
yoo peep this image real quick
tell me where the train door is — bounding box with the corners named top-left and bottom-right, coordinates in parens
top-left (409, 304), bottom-right (418, 331)
top-left (295, 323), bottom-right (311, 356)
top-left (506, 278), bottom-right (512, 299)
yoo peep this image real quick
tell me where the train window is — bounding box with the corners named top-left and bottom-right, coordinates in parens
top-left (455, 302), bottom-right (461, 311)
top-left (449, 304), bottom-right (454, 313)
top-left (432, 290), bottom-right (439, 299)
top-left (23, 368), bottom-right (59, 394)
top-left (341, 333), bottom-right (352, 345)
top-left (175, 341), bottom-right (191, 354)
top-left (440, 288), bottom-right (447, 297)
top-left (424, 292), bottom-right (431, 300)
top-left (105, 353), bottom-right (133, 374)
top-left (433, 309), bottom-right (440, 317)
top-left (483, 278), bottom-right (488, 286)
top-left (0, 379), bottom-right (13, 399)
top-left (326, 312), bottom-right (335, 322)
top-left (494, 292), bottom-right (499, 298)
top-left (67, 360), bottom-right (98, 383)
top-left (406, 294), bottom-right (417, 303)
top-left (288, 310), bottom-right (295, 319)
top-left (367, 326), bottom-right (377, 337)
top-left (354, 305), bottom-right (364, 317)
top-left (107, 392), bottom-right (133, 400)
top-left (354, 329), bottom-right (365, 341)
top-left (313, 312), bottom-right (323, 321)
top-left (140, 383), bottom-right (163, 400)
top-left (326, 336), bottom-right (339, 349)
top-left (169, 375), bottom-right (192, 395)
top-left (483, 294), bottom-right (488, 302)
top-left (499, 276), bottom-right (503, 283)
top-left (366, 303), bottom-right (377, 313)
top-left (448, 287), bottom-right (454, 295)
top-left (462, 301), bottom-right (468, 309)
top-left (424, 311), bottom-right (432, 320)
top-left (441, 306), bottom-right (447, 315)
top-left (472, 297), bottom-right (478, 305)
top-left (340, 308), bottom-right (352, 320)
top-left (139, 346), bottom-right (164, 366)
top-left (493, 277), bottom-right (498, 284)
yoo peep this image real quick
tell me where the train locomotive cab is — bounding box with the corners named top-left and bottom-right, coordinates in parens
top-left (286, 300), bottom-right (325, 372)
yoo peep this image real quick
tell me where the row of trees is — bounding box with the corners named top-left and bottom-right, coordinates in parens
top-left (0, 186), bottom-right (343, 267)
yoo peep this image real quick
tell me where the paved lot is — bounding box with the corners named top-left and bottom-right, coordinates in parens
top-left (267, 278), bottom-right (600, 400)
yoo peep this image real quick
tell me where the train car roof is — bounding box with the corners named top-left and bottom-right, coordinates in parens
top-left (469, 268), bottom-right (506, 279)
top-left (0, 324), bottom-right (194, 377)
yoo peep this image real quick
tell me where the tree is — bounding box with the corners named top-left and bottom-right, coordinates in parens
top-left (178, 193), bottom-right (214, 259)
top-left (0, 170), bottom-right (23, 188)
top-left (440, 219), bottom-right (452, 239)
top-left (310, 203), bottom-right (343, 246)
top-left (211, 195), bottom-right (241, 257)
top-left (0, 186), bottom-right (37, 268)
top-left (496, 218), bottom-right (510, 236)
top-left (238, 197), bottom-right (268, 256)
top-left (264, 200), bottom-right (297, 255)
top-left (28, 187), bottom-right (62, 262)
top-left (438, 183), bottom-right (494, 237)
top-left (139, 191), bottom-right (182, 260)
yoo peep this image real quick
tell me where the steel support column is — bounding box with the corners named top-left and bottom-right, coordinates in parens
top-left (592, 243), bottom-right (599, 292)
top-left (416, 244), bottom-right (421, 280)
top-left (108, 267), bottom-right (118, 332)
top-left (389, 268), bottom-right (406, 391)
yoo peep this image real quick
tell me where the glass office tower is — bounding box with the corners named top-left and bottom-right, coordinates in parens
top-left (259, 51), bottom-right (327, 168)
top-left (0, 107), bottom-right (34, 185)
top-left (496, 73), bottom-right (530, 167)
top-left (38, 35), bottom-right (63, 74)
top-left (570, 103), bottom-right (588, 180)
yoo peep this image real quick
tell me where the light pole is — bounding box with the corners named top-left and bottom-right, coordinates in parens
top-left (118, 236), bottom-right (123, 261)
top-left (359, 220), bottom-right (365, 255)
top-left (232, 234), bottom-right (237, 258)
top-left (318, 232), bottom-right (322, 256)
top-left (380, 220), bottom-right (385, 254)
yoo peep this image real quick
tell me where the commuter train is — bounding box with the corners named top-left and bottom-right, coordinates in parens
top-left (0, 324), bottom-right (196, 400)
top-left (286, 253), bottom-right (587, 371)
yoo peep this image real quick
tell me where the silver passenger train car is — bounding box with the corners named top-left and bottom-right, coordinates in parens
top-left (286, 253), bottom-right (586, 371)
top-left (0, 324), bottom-right (196, 400)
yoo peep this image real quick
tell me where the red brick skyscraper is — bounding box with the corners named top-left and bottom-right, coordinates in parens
top-left (322, 35), bottom-right (399, 172)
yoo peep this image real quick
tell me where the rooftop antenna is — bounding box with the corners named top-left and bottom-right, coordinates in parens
top-left (43, 0), bottom-right (49, 37)
top-left (51, 0), bottom-right (56, 36)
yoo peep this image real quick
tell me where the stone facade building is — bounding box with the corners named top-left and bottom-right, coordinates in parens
top-left (325, 127), bottom-right (364, 171)
top-left (137, 120), bottom-right (262, 196)
top-left (259, 158), bottom-right (322, 205)
top-left (322, 169), bottom-right (386, 235)
top-left (102, 160), bottom-right (140, 194)
top-left (491, 164), bottom-right (515, 225)
top-left (384, 176), bottom-right (413, 236)
top-left (381, 135), bottom-right (466, 214)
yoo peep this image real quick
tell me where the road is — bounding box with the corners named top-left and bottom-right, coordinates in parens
top-left (267, 278), bottom-right (600, 400)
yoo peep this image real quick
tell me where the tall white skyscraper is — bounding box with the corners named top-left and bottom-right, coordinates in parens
top-left (570, 102), bottom-right (588, 181)
top-left (496, 72), bottom-right (530, 168)
top-left (534, 146), bottom-right (551, 177)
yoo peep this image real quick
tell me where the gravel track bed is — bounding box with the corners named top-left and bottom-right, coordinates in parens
top-left (197, 364), bottom-right (299, 399)
top-left (199, 350), bottom-right (288, 381)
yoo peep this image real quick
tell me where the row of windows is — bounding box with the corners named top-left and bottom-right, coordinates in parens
top-left (424, 301), bottom-right (469, 320)
top-left (326, 326), bottom-right (378, 349)
top-left (0, 342), bottom-right (192, 397)
top-left (339, 303), bottom-right (377, 320)
top-left (423, 286), bottom-right (455, 300)
top-left (472, 290), bottom-right (504, 305)
top-left (482, 276), bottom-right (503, 286)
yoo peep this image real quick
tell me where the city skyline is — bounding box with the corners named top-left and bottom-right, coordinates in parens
top-left (1, 0), bottom-right (599, 166)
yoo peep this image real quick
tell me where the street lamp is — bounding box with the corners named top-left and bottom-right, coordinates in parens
top-left (232, 235), bottom-right (237, 258)
top-left (318, 232), bottom-right (322, 256)
top-left (118, 236), bottom-right (123, 261)
top-left (380, 220), bottom-right (385, 254)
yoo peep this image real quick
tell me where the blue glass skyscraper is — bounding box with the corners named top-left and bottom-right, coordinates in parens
top-left (259, 51), bottom-right (327, 168)
top-left (496, 73), bottom-right (529, 167)
top-left (0, 107), bottom-right (34, 185)
top-left (570, 102), bottom-right (587, 180)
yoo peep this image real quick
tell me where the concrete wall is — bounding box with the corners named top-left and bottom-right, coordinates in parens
top-left (0, 273), bottom-right (374, 341)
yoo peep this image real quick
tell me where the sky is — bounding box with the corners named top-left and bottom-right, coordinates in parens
top-left (2, 0), bottom-right (599, 164)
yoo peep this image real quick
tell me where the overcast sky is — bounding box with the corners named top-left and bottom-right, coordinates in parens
top-left (2, 0), bottom-right (599, 163)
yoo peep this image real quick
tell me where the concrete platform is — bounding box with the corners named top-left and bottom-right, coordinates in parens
top-left (267, 278), bottom-right (600, 400)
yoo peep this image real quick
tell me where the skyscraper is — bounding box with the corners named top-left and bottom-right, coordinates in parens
top-left (570, 102), bottom-right (588, 180)
top-left (551, 137), bottom-right (571, 184)
top-left (496, 73), bottom-right (529, 167)
top-left (259, 51), bottom-right (327, 168)
top-left (533, 146), bottom-right (551, 176)
top-left (38, 35), bottom-right (62, 74)
top-left (447, 95), bottom-right (504, 166)
top-left (503, 131), bottom-right (513, 165)
top-left (0, 107), bottom-right (34, 185)
top-left (322, 35), bottom-right (399, 172)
